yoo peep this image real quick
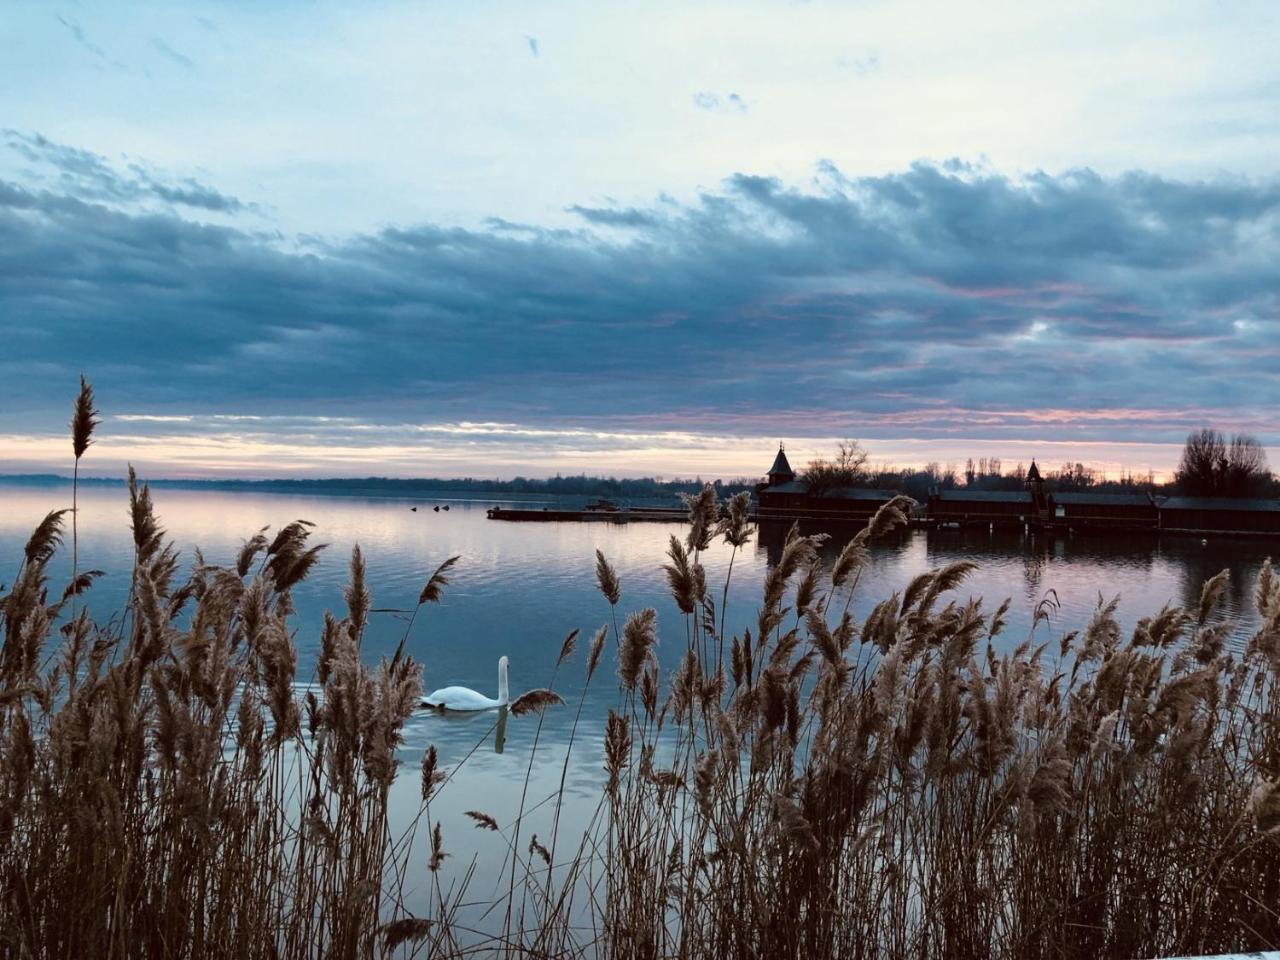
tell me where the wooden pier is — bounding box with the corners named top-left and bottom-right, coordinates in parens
top-left (486, 506), bottom-right (693, 523)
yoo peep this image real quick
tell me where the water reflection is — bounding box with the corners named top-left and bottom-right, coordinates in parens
top-left (755, 517), bottom-right (913, 567)
top-left (3, 480), bottom-right (1274, 915)
top-left (3, 481), bottom-right (1270, 696)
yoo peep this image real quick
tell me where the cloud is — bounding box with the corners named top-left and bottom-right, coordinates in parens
top-left (2, 144), bottom-right (1279, 473)
top-left (837, 52), bottom-right (881, 76)
top-left (4, 131), bottom-right (245, 213)
top-left (148, 37), bottom-right (194, 69)
top-left (566, 204), bottom-right (659, 228)
top-left (693, 91), bottom-right (749, 114)
top-left (54, 14), bottom-right (125, 69)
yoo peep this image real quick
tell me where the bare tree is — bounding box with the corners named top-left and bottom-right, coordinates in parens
top-left (1225, 433), bottom-right (1271, 497)
top-left (1052, 461), bottom-right (1099, 492)
top-left (1176, 429), bottom-right (1271, 497)
top-left (802, 440), bottom-right (869, 495)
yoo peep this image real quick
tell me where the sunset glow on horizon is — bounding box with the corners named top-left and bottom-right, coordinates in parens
top-left (0, 419), bottom-right (1204, 484)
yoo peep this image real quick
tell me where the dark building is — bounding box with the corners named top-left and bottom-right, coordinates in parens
top-left (756, 444), bottom-right (900, 520)
top-left (927, 489), bottom-right (1035, 524)
top-left (1158, 497), bottom-right (1280, 535)
top-left (1052, 492), bottom-right (1160, 528)
top-left (928, 462), bottom-right (1280, 534)
top-left (928, 460), bottom-right (1050, 525)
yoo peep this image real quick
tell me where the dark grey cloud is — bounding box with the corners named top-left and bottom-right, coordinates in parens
top-left (2, 143), bottom-right (1278, 450)
top-left (4, 132), bottom-right (245, 213)
top-left (565, 205), bottom-right (659, 228)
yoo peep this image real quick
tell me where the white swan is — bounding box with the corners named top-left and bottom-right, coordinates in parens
top-left (423, 656), bottom-right (509, 711)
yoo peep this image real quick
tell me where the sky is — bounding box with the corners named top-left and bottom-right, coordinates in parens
top-left (2, 0), bottom-right (1278, 481)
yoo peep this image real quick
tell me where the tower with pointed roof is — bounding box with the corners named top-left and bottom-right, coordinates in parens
top-left (1025, 460), bottom-right (1048, 517)
top-left (766, 443), bottom-right (796, 487)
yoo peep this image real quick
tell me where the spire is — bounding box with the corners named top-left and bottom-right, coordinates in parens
top-left (767, 443), bottom-right (795, 485)
top-left (1026, 460), bottom-right (1042, 483)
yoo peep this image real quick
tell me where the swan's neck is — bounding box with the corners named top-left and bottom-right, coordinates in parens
top-left (498, 660), bottom-right (509, 705)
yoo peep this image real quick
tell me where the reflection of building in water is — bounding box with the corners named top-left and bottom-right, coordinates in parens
top-left (1170, 539), bottom-right (1264, 617)
top-left (1021, 524), bottom-right (1057, 592)
top-left (755, 517), bottom-right (910, 569)
top-left (755, 444), bottom-right (901, 522)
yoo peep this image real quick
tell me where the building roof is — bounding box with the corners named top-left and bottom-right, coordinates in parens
top-left (934, 490), bottom-right (1032, 503)
top-left (768, 445), bottom-right (794, 478)
top-left (1026, 461), bottom-right (1042, 482)
top-left (763, 481), bottom-right (897, 501)
top-left (1053, 493), bottom-right (1155, 507)
top-left (1160, 496), bottom-right (1280, 513)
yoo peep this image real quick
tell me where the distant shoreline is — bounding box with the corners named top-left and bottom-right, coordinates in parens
top-left (0, 473), bottom-right (754, 506)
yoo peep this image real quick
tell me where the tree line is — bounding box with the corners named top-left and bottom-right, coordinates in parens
top-left (799, 430), bottom-right (1277, 500)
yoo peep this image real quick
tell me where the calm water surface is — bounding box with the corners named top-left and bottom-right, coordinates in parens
top-left (2, 481), bottom-right (1272, 913)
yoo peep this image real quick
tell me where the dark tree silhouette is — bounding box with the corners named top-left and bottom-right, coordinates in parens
top-left (1175, 429), bottom-right (1271, 497)
top-left (1224, 434), bottom-right (1271, 497)
top-left (802, 440), bottom-right (869, 494)
top-left (1051, 462), bottom-right (1099, 492)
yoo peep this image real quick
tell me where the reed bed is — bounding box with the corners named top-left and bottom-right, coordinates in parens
top-left (2, 383), bottom-right (1279, 958)
top-left (598, 493), bottom-right (1280, 959)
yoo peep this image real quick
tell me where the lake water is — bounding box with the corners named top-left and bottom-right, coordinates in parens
top-left (2, 480), bottom-right (1273, 920)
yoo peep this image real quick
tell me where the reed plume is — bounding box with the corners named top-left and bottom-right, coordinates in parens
top-left (68, 376), bottom-right (98, 622)
top-left (465, 810), bottom-right (500, 831)
top-left (618, 608), bottom-right (658, 690)
top-left (510, 689), bottom-right (567, 716)
top-left (595, 549), bottom-right (621, 606)
top-left (419, 554), bottom-right (461, 605)
top-left (682, 482), bottom-right (719, 553)
top-left (586, 624), bottom-right (608, 680)
top-left (22, 510), bottom-right (68, 568)
top-left (557, 627), bottom-right (580, 666)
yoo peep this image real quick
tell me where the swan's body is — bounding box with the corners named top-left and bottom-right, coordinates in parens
top-left (424, 656), bottom-right (509, 711)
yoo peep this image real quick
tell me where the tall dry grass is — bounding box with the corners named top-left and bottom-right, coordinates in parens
top-left (597, 490), bottom-right (1280, 959)
top-left (3, 381), bottom-right (1280, 958)
top-left (0, 389), bottom-right (438, 957)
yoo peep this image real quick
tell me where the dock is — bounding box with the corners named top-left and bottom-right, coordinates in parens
top-left (486, 506), bottom-right (693, 523)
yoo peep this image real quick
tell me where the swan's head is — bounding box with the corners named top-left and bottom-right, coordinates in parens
top-left (498, 655), bottom-right (510, 669)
